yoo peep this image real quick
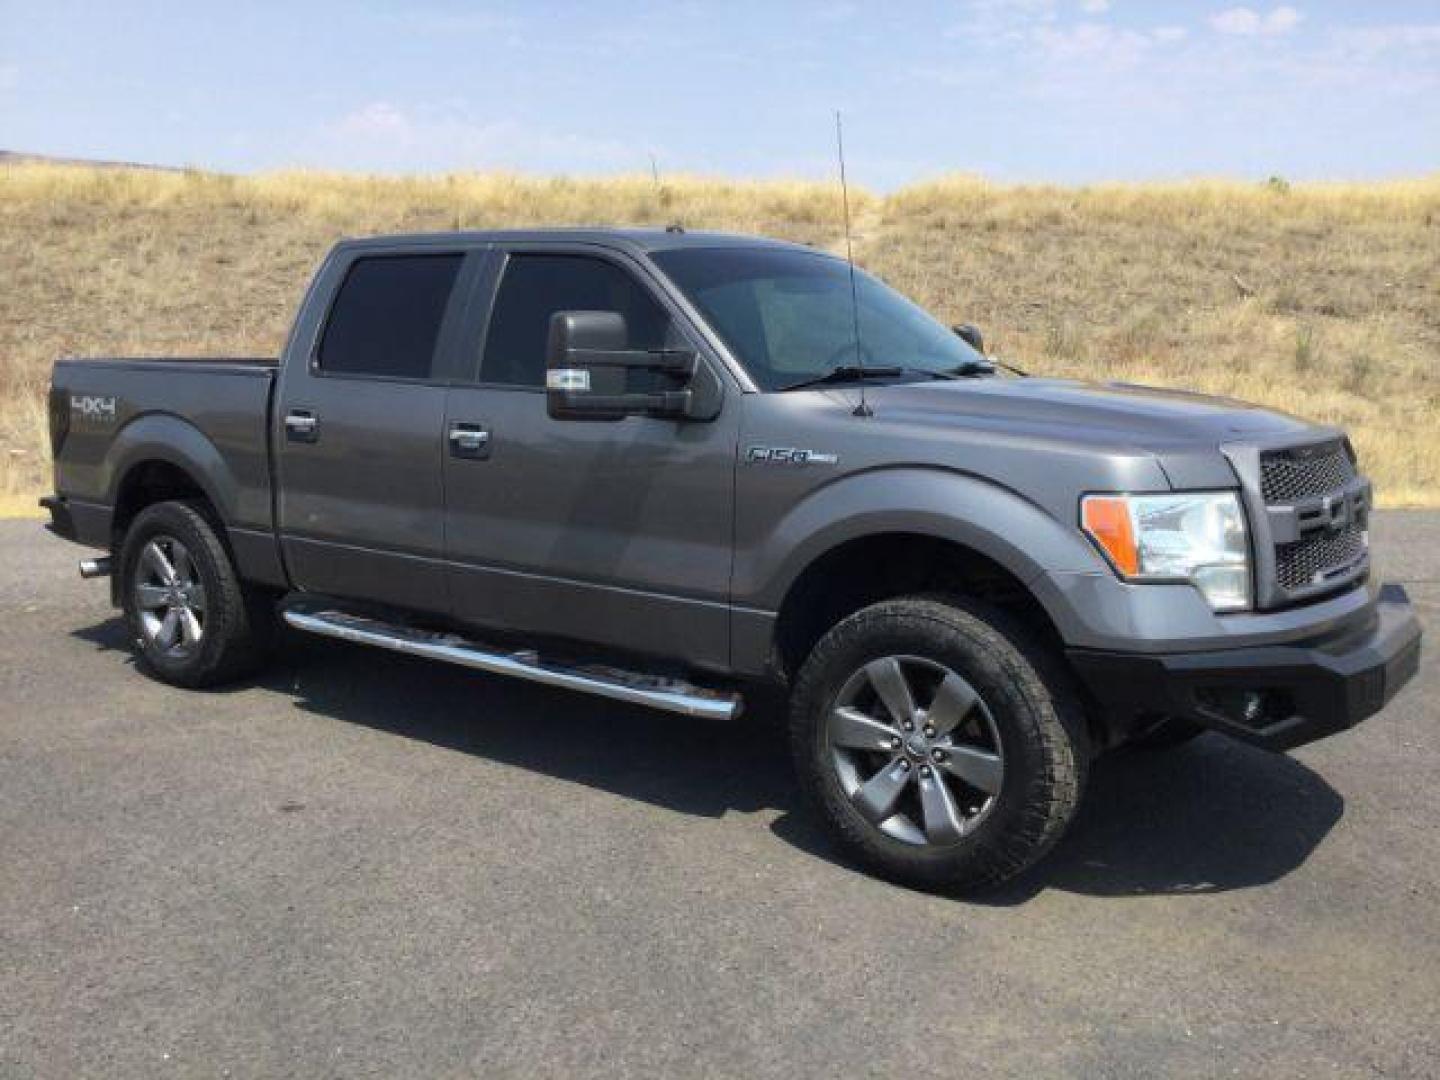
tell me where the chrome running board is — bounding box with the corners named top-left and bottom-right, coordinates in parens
top-left (281, 606), bottom-right (742, 720)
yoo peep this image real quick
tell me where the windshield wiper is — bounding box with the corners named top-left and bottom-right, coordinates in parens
top-left (778, 362), bottom-right (999, 392)
top-left (945, 359), bottom-right (998, 377)
top-left (778, 365), bottom-right (905, 392)
top-left (950, 357), bottom-right (1030, 377)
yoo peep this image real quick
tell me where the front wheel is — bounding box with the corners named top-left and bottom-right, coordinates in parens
top-left (789, 596), bottom-right (1088, 893)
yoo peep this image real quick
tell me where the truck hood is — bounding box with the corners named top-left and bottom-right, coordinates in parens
top-left (862, 376), bottom-right (1322, 448)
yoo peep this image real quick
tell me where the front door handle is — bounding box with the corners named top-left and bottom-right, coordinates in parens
top-left (284, 410), bottom-right (319, 443)
top-left (449, 422), bottom-right (491, 459)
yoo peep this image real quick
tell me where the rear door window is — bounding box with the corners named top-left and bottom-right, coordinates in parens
top-left (318, 254), bottom-right (463, 379)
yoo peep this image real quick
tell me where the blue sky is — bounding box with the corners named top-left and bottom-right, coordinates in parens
top-left (1, 1), bottom-right (1437, 188)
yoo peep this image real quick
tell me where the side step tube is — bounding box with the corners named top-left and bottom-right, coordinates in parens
top-left (281, 607), bottom-right (742, 720)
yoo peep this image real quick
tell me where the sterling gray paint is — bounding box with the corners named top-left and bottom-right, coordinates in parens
top-left (48, 227), bottom-right (1383, 683)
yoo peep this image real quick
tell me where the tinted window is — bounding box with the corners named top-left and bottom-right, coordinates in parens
top-left (653, 247), bottom-right (984, 391)
top-left (481, 255), bottom-right (671, 387)
top-left (318, 254), bottom-right (462, 379)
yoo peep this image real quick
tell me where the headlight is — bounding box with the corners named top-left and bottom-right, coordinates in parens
top-left (1081, 491), bottom-right (1251, 612)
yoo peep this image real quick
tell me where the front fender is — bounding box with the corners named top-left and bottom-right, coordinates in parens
top-left (737, 465), bottom-right (1107, 613)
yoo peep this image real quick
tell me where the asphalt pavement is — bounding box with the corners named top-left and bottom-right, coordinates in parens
top-left (1, 514), bottom-right (1437, 1078)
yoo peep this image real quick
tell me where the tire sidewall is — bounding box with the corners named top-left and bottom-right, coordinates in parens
top-left (791, 597), bottom-right (1084, 888)
top-left (119, 502), bottom-right (237, 685)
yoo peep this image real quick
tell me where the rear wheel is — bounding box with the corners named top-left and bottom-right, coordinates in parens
top-left (119, 500), bottom-right (273, 687)
top-left (790, 596), bottom-right (1088, 893)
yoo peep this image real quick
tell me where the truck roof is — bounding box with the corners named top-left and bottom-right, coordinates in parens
top-left (334, 227), bottom-right (827, 257)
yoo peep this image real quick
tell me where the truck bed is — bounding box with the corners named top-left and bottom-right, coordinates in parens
top-left (48, 356), bottom-right (279, 560)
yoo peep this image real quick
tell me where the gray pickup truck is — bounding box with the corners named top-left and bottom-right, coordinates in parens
top-left (45, 228), bottom-right (1422, 892)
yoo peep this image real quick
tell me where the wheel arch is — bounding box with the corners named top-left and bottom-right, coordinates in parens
top-left (740, 467), bottom-right (1101, 668)
top-left (104, 414), bottom-right (236, 542)
top-left (740, 466), bottom-right (1101, 614)
top-left (740, 468), bottom-right (1110, 746)
top-left (770, 531), bottom-right (1065, 680)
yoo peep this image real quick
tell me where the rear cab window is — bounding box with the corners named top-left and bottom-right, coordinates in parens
top-left (318, 254), bottom-right (463, 380)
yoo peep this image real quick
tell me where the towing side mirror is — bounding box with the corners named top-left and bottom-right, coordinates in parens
top-left (545, 310), bottom-right (718, 422)
top-left (953, 323), bottom-right (985, 353)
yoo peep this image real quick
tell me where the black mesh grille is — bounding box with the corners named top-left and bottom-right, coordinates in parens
top-left (1260, 443), bottom-right (1355, 504)
top-left (1275, 523), bottom-right (1366, 590)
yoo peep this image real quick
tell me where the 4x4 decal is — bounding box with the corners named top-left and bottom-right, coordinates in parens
top-left (70, 394), bottom-right (117, 424)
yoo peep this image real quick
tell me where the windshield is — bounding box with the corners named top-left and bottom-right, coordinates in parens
top-left (651, 247), bottom-right (986, 391)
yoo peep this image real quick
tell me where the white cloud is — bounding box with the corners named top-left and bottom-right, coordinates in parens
top-left (1032, 21), bottom-right (1189, 65)
top-left (923, 1), bottom-right (1438, 150)
top-left (1210, 6), bottom-right (1303, 37)
top-left (946, 0), bottom-right (1058, 43)
top-left (375, 10), bottom-right (521, 36)
top-left (1266, 6), bottom-right (1303, 33)
top-left (323, 102), bottom-right (636, 174)
top-left (1331, 24), bottom-right (1440, 57)
top-left (337, 102), bottom-right (409, 139)
top-left (948, 0), bottom-right (1186, 60)
top-left (1035, 23), bottom-right (1148, 62)
top-left (817, 2), bottom-right (861, 22)
top-left (1210, 8), bottom-right (1261, 34)
top-left (1288, 23), bottom-right (1440, 96)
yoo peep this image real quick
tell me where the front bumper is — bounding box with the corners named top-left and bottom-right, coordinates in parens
top-left (1069, 582), bottom-right (1422, 752)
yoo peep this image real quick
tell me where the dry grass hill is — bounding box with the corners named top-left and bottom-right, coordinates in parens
top-left (2, 163), bottom-right (1436, 514)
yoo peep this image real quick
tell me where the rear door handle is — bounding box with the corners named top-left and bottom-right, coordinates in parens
top-left (284, 410), bottom-right (319, 443)
top-left (449, 422), bottom-right (491, 459)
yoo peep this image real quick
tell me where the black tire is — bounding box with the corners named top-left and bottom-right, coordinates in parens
top-left (118, 499), bottom-right (274, 688)
top-left (789, 595), bottom-right (1089, 894)
top-left (1123, 716), bottom-right (1205, 751)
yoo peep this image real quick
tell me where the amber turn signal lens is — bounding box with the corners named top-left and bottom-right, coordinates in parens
top-left (1081, 496), bottom-right (1139, 576)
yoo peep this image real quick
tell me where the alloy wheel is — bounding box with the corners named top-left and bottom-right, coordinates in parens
top-left (826, 655), bottom-right (1004, 846)
top-left (134, 535), bottom-right (207, 658)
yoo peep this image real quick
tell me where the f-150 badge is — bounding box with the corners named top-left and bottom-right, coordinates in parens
top-left (746, 446), bottom-right (838, 466)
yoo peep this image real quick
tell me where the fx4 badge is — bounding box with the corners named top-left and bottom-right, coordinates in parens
top-left (70, 395), bottom-right (118, 423)
top-left (746, 446), bottom-right (839, 466)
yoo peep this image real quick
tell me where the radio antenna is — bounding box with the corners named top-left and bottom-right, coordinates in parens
top-left (835, 110), bottom-right (870, 418)
top-left (651, 151), bottom-right (683, 234)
